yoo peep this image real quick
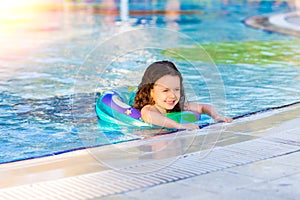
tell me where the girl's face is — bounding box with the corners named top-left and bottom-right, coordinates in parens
top-left (151, 75), bottom-right (181, 113)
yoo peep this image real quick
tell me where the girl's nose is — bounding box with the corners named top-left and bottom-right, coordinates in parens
top-left (168, 90), bottom-right (176, 98)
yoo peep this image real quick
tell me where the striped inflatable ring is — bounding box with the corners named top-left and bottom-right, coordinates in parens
top-left (96, 87), bottom-right (200, 127)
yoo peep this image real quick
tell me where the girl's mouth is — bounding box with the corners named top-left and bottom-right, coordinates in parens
top-left (166, 100), bottom-right (176, 107)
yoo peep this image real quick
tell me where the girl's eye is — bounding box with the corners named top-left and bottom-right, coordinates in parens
top-left (175, 88), bottom-right (180, 91)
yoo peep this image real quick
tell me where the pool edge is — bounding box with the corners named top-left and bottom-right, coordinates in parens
top-left (1, 102), bottom-right (300, 191)
top-left (244, 11), bottom-right (300, 38)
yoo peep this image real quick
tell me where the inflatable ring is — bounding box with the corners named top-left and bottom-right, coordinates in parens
top-left (96, 87), bottom-right (200, 127)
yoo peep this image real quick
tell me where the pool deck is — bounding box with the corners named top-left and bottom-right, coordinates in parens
top-left (1, 12), bottom-right (300, 200)
top-left (244, 11), bottom-right (300, 37)
top-left (1, 102), bottom-right (300, 200)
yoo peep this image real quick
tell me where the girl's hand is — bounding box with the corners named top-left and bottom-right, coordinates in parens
top-left (178, 123), bottom-right (199, 130)
top-left (215, 115), bottom-right (233, 123)
top-left (185, 103), bottom-right (233, 123)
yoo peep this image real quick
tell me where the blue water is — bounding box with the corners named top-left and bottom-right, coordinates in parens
top-left (0, 0), bottom-right (300, 164)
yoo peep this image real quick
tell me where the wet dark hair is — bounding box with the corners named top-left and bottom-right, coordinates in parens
top-left (133, 61), bottom-right (185, 112)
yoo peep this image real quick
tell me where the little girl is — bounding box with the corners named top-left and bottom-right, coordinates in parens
top-left (134, 61), bottom-right (232, 129)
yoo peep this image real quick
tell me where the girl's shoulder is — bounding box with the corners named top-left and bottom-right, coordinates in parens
top-left (184, 102), bottom-right (203, 113)
top-left (183, 102), bottom-right (194, 110)
top-left (141, 104), bottom-right (152, 111)
top-left (141, 104), bottom-right (165, 114)
top-left (141, 104), bottom-right (156, 113)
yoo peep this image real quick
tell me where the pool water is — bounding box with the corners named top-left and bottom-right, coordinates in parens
top-left (0, 0), bottom-right (300, 164)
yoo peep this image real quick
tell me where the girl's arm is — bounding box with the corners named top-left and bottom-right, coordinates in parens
top-left (185, 102), bottom-right (233, 123)
top-left (141, 105), bottom-right (199, 129)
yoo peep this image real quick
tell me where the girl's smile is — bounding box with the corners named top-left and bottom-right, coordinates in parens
top-left (151, 75), bottom-right (181, 113)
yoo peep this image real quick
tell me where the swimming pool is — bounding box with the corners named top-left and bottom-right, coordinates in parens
top-left (0, 0), bottom-right (299, 164)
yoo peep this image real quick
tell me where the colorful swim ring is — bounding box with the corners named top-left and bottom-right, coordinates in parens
top-left (96, 87), bottom-right (200, 127)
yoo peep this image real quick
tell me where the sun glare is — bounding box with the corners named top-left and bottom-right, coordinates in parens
top-left (0, 0), bottom-right (62, 24)
top-left (0, 0), bottom-right (38, 13)
top-left (0, 0), bottom-right (41, 21)
top-left (0, 0), bottom-right (63, 36)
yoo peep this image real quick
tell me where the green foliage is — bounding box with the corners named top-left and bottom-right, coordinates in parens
top-left (162, 40), bottom-right (300, 66)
